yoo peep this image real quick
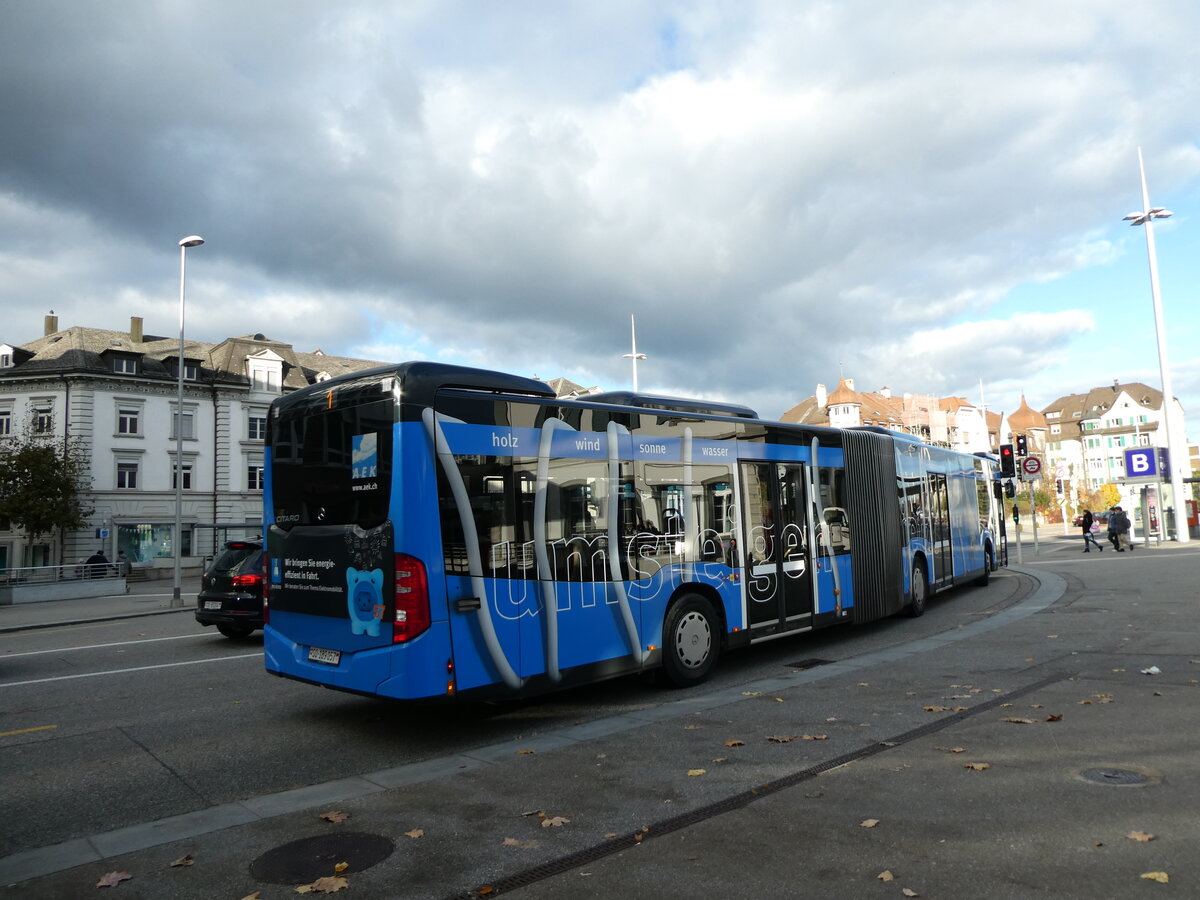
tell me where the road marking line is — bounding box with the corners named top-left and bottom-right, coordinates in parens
top-left (0, 653), bottom-right (261, 688)
top-left (2, 633), bottom-right (214, 659)
top-left (0, 725), bottom-right (58, 738)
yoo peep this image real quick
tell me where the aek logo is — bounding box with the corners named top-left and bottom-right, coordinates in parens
top-left (351, 433), bottom-right (378, 479)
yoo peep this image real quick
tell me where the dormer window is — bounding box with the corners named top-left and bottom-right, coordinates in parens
top-left (246, 348), bottom-right (285, 394)
top-left (170, 358), bottom-right (199, 380)
top-left (0, 353), bottom-right (10, 368)
top-left (113, 356), bottom-right (138, 374)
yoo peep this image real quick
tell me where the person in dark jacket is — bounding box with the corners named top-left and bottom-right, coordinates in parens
top-left (1081, 510), bottom-right (1104, 552)
top-left (1111, 506), bottom-right (1133, 551)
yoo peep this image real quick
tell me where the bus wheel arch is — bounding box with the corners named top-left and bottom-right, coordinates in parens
top-left (660, 589), bottom-right (723, 687)
top-left (905, 556), bottom-right (928, 618)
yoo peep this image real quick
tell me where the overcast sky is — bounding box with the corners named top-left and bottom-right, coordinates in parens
top-left (3, 1), bottom-right (1200, 438)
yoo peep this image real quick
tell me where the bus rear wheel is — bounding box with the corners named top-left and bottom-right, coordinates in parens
top-left (661, 594), bottom-right (720, 687)
top-left (905, 562), bottom-right (928, 618)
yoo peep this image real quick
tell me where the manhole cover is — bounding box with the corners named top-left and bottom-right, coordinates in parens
top-left (250, 832), bottom-right (395, 884)
top-left (1079, 767), bottom-right (1150, 786)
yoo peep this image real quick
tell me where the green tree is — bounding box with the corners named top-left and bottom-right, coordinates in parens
top-left (0, 430), bottom-right (92, 540)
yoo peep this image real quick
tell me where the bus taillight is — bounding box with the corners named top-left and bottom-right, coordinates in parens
top-left (393, 553), bottom-right (430, 643)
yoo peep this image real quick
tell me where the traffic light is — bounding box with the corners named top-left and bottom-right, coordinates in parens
top-left (999, 444), bottom-right (1015, 478)
top-left (1015, 434), bottom-right (1028, 456)
top-left (1004, 480), bottom-right (1017, 498)
top-left (1055, 479), bottom-right (1063, 494)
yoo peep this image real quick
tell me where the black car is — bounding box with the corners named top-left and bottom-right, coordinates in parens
top-left (196, 540), bottom-right (264, 639)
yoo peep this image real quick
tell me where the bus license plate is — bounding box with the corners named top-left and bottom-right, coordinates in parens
top-left (308, 646), bottom-right (341, 666)
top-left (204, 601), bottom-right (222, 610)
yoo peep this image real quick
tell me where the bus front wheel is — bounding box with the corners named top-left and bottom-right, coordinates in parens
top-left (661, 594), bottom-right (720, 687)
top-left (905, 562), bottom-right (928, 618)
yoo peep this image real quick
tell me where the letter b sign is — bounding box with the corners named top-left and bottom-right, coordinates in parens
top-left (1125, 448), bottom-right (1157, 477)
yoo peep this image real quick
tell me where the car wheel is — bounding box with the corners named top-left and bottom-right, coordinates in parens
top-left (660, 593), bottom-right (720, 687)
top-left (216, 623), bottom-right (256, 639)
top-left (905, 561), bottom-right (928, 618)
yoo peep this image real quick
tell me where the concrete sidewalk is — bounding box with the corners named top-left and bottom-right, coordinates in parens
top-left (0, 576), bottom-right (200, 632)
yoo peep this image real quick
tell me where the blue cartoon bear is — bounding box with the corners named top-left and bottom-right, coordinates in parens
top-left (346, 567), bottom-right (384, 637)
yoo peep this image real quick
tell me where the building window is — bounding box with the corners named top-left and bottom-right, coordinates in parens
top-left (117, 407), bottom-right (140, 436)
top-left (0, 409), bottom-right (10, 437)
top-left (171, 408), bottom-right (196, 440)
top-left (117, 462), bottom-right (139, 489)
top-left (172, 463), bottom-right (193, 490)
top-left (0, 353), bottom-right (11, 368)
top-left (247, 464), bottom-right (265, 491)
top-left (251, 366), bottom-right (281, 392)
top-left (112, 357), bottom-right (138, 375)
top-left (248, 414), bottom-right (267, 441)
top-left (32, 405), bottom-right (53, 434)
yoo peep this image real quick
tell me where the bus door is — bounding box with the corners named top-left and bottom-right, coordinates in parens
top-left (928, 472), bottom-right (952, 586)
top-left (739, 462), bottom-right (813, 637)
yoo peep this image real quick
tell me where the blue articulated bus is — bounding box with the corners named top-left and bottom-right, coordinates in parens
top-left (262, 362), bottom-right (1003, 701)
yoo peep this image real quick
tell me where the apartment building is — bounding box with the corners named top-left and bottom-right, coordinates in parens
top-left (0, 315), bottom-right (384, 575)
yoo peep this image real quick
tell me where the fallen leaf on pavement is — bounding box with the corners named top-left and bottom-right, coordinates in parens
top-left (1127, 831), bottom-right (1155, 842)
top-left (168, 854), bottom-right (194, 868)
top-left (319, 811), bottom-right (349, 824)
top-left (724, 739), bottom-right (745, 747)
top-left (542, 816), bottom-right (571, 827)
top-left (295, 876), bottom-right (349, 894)
top-left (902, 889), bottom-right (920, 897)
top-left (502, 837), bottom-right (540, 848)
top-left (96, 871), bottom-right (132, 888)
top-left (404, 828), bottom-right (424, 839)
top-left (768, 735), bottom-right (797, 743)
top-left (935, 747), bottom-right (966, 754)
top-left (963, 762), bottom-right (990, 771)
top-left (877, 870), bottom-right (894, 882)
top-left (516, 749), bottom-right (535, 755)
top-left (860, 818), bottom-right (880, 828)
top-left (239, 893), bottom-right (261, 900)
top-left (334, 862), bottom-right (349, 873)
top-left (1001, 717), bottom-right (1037, 724)
top-left (1046, 714), bottom-right (1063, 722)
top-left (1140, 872), bottom-right (1169, 883)
top-left (687, 769), bottom-right (707, 776)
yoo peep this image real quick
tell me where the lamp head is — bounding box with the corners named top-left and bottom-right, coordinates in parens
top-left (179, 235), bottom-right (205, 248)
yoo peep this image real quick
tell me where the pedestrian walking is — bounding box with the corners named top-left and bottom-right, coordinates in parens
top-left (1106, 508), bottom-right (1120, 550)
top-left (1081, 510), bottom-right (1104, 552)
top-left (1111, 506), bottom-right (1133, 551)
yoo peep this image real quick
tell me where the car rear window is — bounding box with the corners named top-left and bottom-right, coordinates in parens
top-left (212, 545), bottom-right (262, 575)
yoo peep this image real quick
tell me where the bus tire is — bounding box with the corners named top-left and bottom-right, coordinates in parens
top-left (661, 593), bottom-right (720, 687)
top-left (974, 545), bottom-right (993, 586)
top-left (905, 561), bottom-right (928, 618)
top-left (217, 623), bottom-right (256, 639)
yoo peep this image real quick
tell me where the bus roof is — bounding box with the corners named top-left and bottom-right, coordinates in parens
top-left (584, 391), bottom-right (759, 419)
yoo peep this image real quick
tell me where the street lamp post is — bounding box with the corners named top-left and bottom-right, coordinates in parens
top-left (173, 236), bottom-right (205, 607)
top-left (622, 314), bottom-right (647, 392)
top-left (1123, 148), bottom-right (1189, 543)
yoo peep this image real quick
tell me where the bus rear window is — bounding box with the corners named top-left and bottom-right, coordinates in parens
top-left (270, 399), bottom-right (394, 529)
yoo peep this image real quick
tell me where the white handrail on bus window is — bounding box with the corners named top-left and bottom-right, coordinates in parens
top-left (606, 421), bottom-right (646, 664)
top-left (682, 426), bottom-right (695, 580)
top-left (423, 408), bottom-right (522, 690)
top-left (533, 417), bottom-right (573, 683)
top-left (810, 438), bottom-right (842, 605)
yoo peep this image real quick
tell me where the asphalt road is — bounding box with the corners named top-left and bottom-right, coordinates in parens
top-left (0, 566), bottom-right (1026, 862)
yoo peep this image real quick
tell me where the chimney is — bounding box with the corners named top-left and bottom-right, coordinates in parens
top-left (845, 378), bottom-right (855, 391)
top-left (130, 316), bottom-right (144, 343)
top-left (815, 383), bottom-right (827, 407)
top-left (880, 386), bottom-right (891, 399)
top-left (44, 314), bottom-right (58, 336)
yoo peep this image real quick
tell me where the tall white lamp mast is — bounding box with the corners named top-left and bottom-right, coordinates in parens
top-left (622, 314), bottom-right (647, 392)
top-left (1123, 147), bottom-right (1189, 543)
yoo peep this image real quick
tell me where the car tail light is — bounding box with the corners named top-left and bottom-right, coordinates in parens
top-left (393, 553), bottom-right (430, 643)
top-left (232, 573), bottom-right (262, 588)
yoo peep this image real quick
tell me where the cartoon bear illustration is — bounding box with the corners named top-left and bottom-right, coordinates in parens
top-left (346, 566), bottom-right (384, 637)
